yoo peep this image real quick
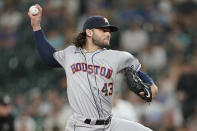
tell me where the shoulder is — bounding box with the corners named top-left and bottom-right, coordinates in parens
top-left (57, 45), bottom-right (77, 53)
top-left (105, 49), bottom-right (135, 58)
top-left (105, 49), bottom-right (129, 54)
top-left (53, 45), bottom-right (77, 58)
top-left (65, 45), bottom-right (77, 51)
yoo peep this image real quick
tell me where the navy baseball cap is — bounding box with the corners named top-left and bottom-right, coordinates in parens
top-left (83, 16), bottom-right (118, 32)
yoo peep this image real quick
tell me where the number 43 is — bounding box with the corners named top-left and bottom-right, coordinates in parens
top-left (101, 83), bottom-right (113, 96)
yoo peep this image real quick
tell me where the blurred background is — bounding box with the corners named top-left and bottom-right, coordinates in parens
top-left (0, 0), bottom-right (197, 131)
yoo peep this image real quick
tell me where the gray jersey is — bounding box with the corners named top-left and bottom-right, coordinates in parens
top-left (53, 45), bottom-right (141, 119)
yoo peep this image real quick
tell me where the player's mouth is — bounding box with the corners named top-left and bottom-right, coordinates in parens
top-left (104, 37), bottom-right (110, 41)
top-left (104, 39), bottom-right (110, 43)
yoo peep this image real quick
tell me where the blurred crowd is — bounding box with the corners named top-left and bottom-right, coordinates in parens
top-left (0, 0), bottom-right (197, 131)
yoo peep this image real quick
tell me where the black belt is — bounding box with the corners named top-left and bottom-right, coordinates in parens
top-left (84, 116), bottom-right (111, 125)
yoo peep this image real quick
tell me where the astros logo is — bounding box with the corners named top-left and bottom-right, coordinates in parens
top-left (104, 17), bottom-right (109, 24)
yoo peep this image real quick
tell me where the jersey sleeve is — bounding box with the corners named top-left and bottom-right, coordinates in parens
top-left (117, 51), bottom-right (141, 72)
top-left (53, 49), bottom-right (66, 68)
top-left (34, 30), bottom-right (61, 68)
top-left (53, 46), bottom-right (75, 69)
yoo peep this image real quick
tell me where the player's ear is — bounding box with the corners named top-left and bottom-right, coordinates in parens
top-left (86, 29), bottom-right (93, 37)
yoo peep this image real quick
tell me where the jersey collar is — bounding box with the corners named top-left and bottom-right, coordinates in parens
top-left (78, 47), bottom-right (106, 54)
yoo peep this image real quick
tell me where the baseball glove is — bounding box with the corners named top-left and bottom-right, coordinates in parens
top-left (124, 67), bottom-right (152, 102)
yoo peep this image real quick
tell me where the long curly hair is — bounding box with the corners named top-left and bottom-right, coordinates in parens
top-left (72, 32), bottom-right (86, 48)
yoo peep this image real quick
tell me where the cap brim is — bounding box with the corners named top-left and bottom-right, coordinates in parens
top-left (97, 25), bottom-right (119, 32)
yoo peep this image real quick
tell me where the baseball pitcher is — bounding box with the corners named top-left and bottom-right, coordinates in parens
top-left (28, 4), bottom-right (158, 131)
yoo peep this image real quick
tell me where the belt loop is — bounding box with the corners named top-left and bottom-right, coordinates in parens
top-left (84, 116), bottom-right (111, 125)
top-left (84, 119), bottom-right (91, 124)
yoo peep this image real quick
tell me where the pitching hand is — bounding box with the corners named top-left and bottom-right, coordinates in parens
top-left (28, 4), bottom-right (42, 31)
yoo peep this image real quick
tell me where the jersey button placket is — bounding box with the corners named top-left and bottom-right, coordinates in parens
top-left (86, 55), bottom-right (97, 90)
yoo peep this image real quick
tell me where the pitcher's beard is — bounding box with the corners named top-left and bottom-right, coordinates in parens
top-left (92, 38), bottom-right (110, 49)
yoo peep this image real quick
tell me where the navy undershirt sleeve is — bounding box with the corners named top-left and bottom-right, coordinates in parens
top-left (137, 71), bottom-right (154, 85)
top-left (34, 30), bottom-right (61, 68)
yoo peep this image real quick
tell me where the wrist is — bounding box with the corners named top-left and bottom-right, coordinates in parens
top-left (32, 25), bottom-right (41, 31)
top-left (150, 84), bottom-right (158, 99)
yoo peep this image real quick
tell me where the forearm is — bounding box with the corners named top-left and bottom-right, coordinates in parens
top-left (137, 71), bottom-right (153, 85)
top-left (33, 25), bottom-right (41, 31)
top-left (34, 30), bottom-right (61, 67)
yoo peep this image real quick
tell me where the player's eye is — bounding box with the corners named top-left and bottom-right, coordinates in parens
top-left (97, 28), bottom-right (111, 33)
top-left (103, 29), bottom-right (111, 32)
